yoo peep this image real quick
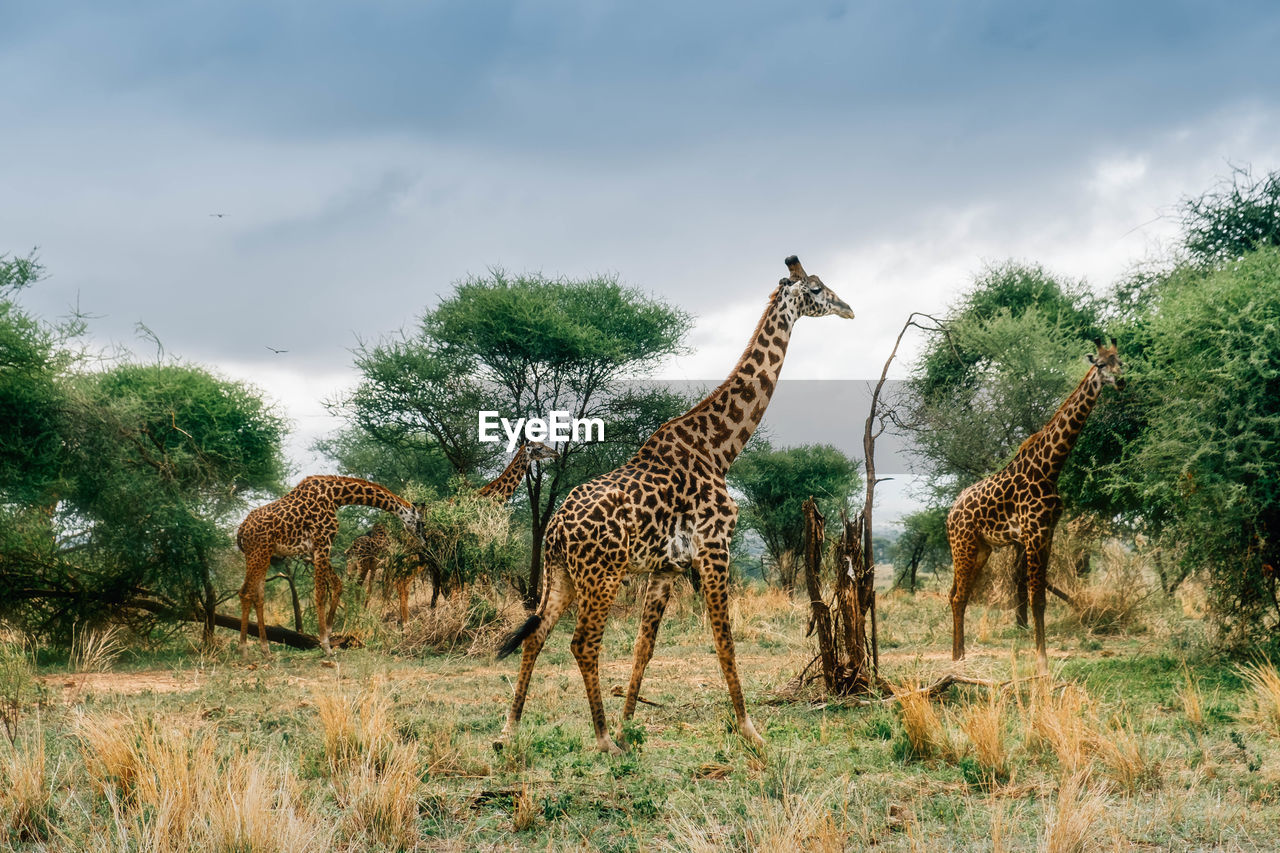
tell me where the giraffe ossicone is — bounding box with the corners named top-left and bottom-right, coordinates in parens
top-left (946, 339), bottom-right (1126, 673)
top-left (494, 255), bottom-right (854, 755)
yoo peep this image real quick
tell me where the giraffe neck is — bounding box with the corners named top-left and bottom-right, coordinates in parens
top-left (478, 445), bottom-right (530, 503)
top-left (666, 284), bottom-right (796, 474)
top-left (314, 476), bottom-right (415, 525)
top-left (1016, 367), bottom-right (1103, 481)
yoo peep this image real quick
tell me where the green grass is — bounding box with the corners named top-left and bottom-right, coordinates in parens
top-left (2, 579), bottom-right (1280, 851)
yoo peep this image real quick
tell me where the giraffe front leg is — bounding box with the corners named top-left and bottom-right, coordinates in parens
top-left (1014, 545), bottom-right (1030, 629)
top-left (1024, 538), bottom-right (1052, 674)
top-left (569, 572), bottom-right (624, 755)
top-left (616, 572), bottom-right (677, 748)
top-left (949, 537), bottom-right (990, 663)
top-left (313, 551), bottom-right (336, 655)
top-left (700, 547), bottom-right (764, 752)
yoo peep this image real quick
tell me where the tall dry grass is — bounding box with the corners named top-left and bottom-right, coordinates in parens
top-left (1023, 683), bottom-right (1154, 793)
top-left (74, 712), bottom-right (331, 852)
top-left (68, 623), bottom-right (127, 673)
top-left (658, 790), bottom-right (848, 853)
top-left (312, 679), bottom-right (396, 773)
top-left (1238, 658), bottom-right (1280, 733)
top-left (957, 692), bottom-right (1009, 779)
top-left (0, 722), bottom-right (57, 843)
top-left (1038, 771), bottom-right (1109, 853)
top-left (335, 741), bottom-right (425, 848)
top-left (896, 684), bottom-right (952, 760)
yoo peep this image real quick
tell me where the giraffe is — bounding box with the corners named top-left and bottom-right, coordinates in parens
top-left (946, 339), bottom-right (1126, 672)
top-left (236, 476), bottom-right (425, 657)
top-left (344, 522), bottom-right (390, 599)
top-left (388, 441), bottom-right (559, 623)
top-left (494, 256), bottom-right (854, 755)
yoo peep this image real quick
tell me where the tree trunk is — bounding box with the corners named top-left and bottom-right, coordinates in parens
top-left (126, 599), bottom-right (360, 650)
top-left (801, 499), bottom-right (836, 684)
top-left (284, 561), bottom-right (304, 631)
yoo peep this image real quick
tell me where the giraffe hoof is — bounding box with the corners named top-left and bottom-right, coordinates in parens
top-left (598, 739), bottom-right (624, 756)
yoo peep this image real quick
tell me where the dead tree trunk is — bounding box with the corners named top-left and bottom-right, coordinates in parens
top-left (126, 599), bottom-right (361, 650)
top-left (797, 497), bottom-right (877, 696)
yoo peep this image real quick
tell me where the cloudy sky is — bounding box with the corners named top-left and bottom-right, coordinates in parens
top-left (5, 1), bottom-right (1280, 518)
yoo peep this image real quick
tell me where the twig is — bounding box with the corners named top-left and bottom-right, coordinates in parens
top-left (609, 684), bottom-right (664, 708)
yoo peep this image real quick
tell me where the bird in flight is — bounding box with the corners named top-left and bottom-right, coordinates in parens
top-left (265, 346), bottom-right (288, 354)
top-left (209, 213), bottom-right (227, 218)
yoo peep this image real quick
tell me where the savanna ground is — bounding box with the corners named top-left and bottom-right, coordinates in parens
top-left (3, 549), bottom-right (1280, 852)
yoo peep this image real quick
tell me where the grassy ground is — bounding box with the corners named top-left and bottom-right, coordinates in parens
top-left (2, 567), bottom-right (1279, 852)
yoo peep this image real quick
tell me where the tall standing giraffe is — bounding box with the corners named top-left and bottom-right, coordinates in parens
top-left (946, 339), bottom-right (1125, 672)
top-left (495, 256), bottom-right (854, 754)
top-left (236, 476), bottom-right (424, 657)
top-left (389, 441), bottom-right (559, 622)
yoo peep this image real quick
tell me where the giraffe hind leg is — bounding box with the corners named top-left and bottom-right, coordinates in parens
top-left (494, 562), bottom-right (576, 751)
top-left (569, 570), bottom-right (625, 755)
top-left (239, 548), bottom-right (271, 659)
top-left (1014, 544), bottom-right (1030, 629)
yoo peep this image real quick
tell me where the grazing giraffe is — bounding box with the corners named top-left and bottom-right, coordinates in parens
top-left (946, 339), bottom-right (1126, 672)
top-left (344, 522), bottom-right (390, 599)
top-left (495, 256), bottom-right (855, 754)
top-left (382, 442), bottom-right (560, 623)
top-left (236, 476), bottom-right (424, 657)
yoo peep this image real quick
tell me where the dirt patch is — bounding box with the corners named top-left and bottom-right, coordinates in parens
top-left (42, 670), bottom-right (205, 696)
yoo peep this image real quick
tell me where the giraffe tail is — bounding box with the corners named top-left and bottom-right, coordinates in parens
top-left (496, 614), bottom-right (541, 660)
top-left (497, 514), bottom-right (569, 660)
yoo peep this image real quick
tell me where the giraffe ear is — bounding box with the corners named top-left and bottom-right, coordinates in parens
top-left (1086, 354), bottom-right (1099, 366)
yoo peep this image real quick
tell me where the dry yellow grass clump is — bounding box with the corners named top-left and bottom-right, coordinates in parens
top-left (73, 711), bottom-right (331, 852)
top-left (0, 724), bottom-right (55, 843)
top-left (1023, 683), bottom-right (1153, 793)
top-left (1238, 658), bottom-right (1280, 733)
top-left (958, 692), bottom-right (1010, 779)
top-left (1038, 771), bottom-right (1110, 853)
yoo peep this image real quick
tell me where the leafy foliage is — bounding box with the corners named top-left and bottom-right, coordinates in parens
top-left (0, 260), bottom-right (288, 641)
top-left (1107, 248), bottom-right (1280, 647)
top-left (1182, 165), bottom-right (1280, 267)
top-left (728, 443), bottom-right (861, 589)
top-left (902, 262), bottom-right (1110, 504)
top-left (335, 271), bottom-right (693, 603)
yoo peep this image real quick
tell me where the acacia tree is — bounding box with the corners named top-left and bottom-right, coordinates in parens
top-left (1105, 248), bottom-right (1280, 648)
top-left (1182, 165), bottom-right (1280, 267)
top-left (60, 364), bottom-right (287, 642)
top-left (728, 442), bottom-right (862, 590)
top-left (336, 271), bottom-right (692, 606)
top-left (901, 262), bottom-right (1108, 505)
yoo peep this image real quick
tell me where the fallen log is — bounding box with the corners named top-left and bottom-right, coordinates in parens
top-left (126, 599), bottom-right (361, 650)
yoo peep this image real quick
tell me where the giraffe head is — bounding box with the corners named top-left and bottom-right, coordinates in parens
top-left (402, 502), bottom-right (428, 547)
top-left (1089, 337), bottom-right (1126, 390)
top-left (526, 441), bottom-right (559, 462)
top-left (780, 255), bottom-right (855, 320)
